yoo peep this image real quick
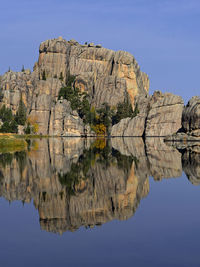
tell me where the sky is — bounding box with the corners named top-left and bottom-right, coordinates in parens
top-left (1, 0), bottom-right (200, 102)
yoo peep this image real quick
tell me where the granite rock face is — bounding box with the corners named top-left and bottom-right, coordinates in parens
top-left (0, 37), bottom-right (149, 135)
top-left (182, 96), bottom-right (200, 136)
top-left (35, 37), bottom-right (149, 108)
top-left (164, 96), bottom-right (200, 141)
top-left (111, 91), bottom-right (184, 137)
top-left (145, 91), bottom-right (184, 136)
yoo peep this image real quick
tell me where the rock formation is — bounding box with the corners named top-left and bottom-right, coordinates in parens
top-left (111, 91), bottom-right (184, 137)
top-left (182, 96), bottom-right (200, 135)
top-left (165, 96), bottom-right (200, 142)
top-left (0, 37), bottom-right (149, 135)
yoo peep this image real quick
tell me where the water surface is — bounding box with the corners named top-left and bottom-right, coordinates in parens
top-left (0, 137), bottom-right (199, 267)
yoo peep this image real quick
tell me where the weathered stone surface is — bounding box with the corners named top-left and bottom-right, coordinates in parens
top-left (111, 91), bottom-right (184, 137)
top-left (182, 96), bottom-right (200, 135)
top-left (145, 91), bottom-right (184, 136)
top-left (0, 37), bottom-right (149, 136)
top-left (49, 99), bottom-right (85, 136)
top-left (111, 95), bottom-right (150, 136)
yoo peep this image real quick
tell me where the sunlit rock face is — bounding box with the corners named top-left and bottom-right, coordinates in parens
top-left (111, 91), bottom-right (184, 137)
top-left (0, 37), bottom-right (149, 135)
top-left (165, 96), bottom-right (200, 142)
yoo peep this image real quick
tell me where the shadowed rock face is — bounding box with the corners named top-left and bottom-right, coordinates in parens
top-left (182, 96), bottom-right (200, 137)
top-left (0, 137), bottom-right (198, 234)
top-left (0, 37), bottom-right (149, 135)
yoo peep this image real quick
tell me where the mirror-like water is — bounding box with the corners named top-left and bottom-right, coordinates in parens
top-left (0, 137), bottom-right (199, 267)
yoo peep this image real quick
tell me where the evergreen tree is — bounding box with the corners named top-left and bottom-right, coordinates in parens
top-left (112, 99), bottom-right (138, 125)
top-left (21, 65), bottom-right (25, 72)
top-left (0, 105), bottom-right (13, 122)
top-left (15, 96), bottom-right (26, 125)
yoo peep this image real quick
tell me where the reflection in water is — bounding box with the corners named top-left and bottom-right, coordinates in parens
top-left (0, 137), bottom-right (199, 234)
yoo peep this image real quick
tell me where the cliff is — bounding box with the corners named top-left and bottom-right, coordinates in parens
top-left (0, 37), bottom-right (149, 136)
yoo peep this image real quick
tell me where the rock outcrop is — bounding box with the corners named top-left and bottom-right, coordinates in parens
top-left (165, 96), bottom-right (200, 142)
top-left (111, 91), bottom-right (184, 137)
top-left (182, 96), bottom-right (200, 137)
top-left (0, 37), bottom-right (149, 136)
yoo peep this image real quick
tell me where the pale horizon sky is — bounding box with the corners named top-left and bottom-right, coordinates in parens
top-left (1, 0), bottom-right (200, 102)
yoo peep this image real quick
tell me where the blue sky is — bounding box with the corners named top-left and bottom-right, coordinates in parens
top-left (1, 0), bottom-right (200, 102)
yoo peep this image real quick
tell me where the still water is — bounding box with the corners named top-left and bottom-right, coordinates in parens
top-left (0, 137), bottom-right (199, 267)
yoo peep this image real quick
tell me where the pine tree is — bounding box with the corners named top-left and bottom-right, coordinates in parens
top-left (15, 95), bottom-right (27, 125)
top-left (21, 65), bottom-right (25, 72)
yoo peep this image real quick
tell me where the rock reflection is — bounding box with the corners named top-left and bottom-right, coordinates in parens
top-left (0, 137), bottom-right (199, 234)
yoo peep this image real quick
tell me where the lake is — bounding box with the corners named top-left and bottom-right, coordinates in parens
top-left (0, 137), bottom-right (199, 267)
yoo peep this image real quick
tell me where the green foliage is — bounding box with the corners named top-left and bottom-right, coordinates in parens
top-left (0, 136), bottom-right (27, 153)
top-left (0, 105), bottom-right (13, 122)
top-left (58, 75), bottom-right (139, 134)
top-left (42, 70), bottom-right (46, 80)
top-left (24, 122), bottom-right (31, 134)
top-left (0, 96), bottom-right (27, 133)
top-left (15, 96), bottom-right (26, 126)
top-left (58, 75), bottom-right (92, 124)
top-left (112, 99), bottom-right (137, 125)
top-left (0, 153), bottom-right (14, 168)
top-left (58, 140), bottom-right (135, 196)
top-left (96, 103), bottom-right (114, 134)
top-left (0, 89), bottom-right (3, 101)
top-left (21, 65), bottom-right (25, 72)
top-left (0, 105), bottom-right (18, 133)
top-left (58, 140), bottom-right (110, 195)
top-left (112, 148), bottom-right (138, 173)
